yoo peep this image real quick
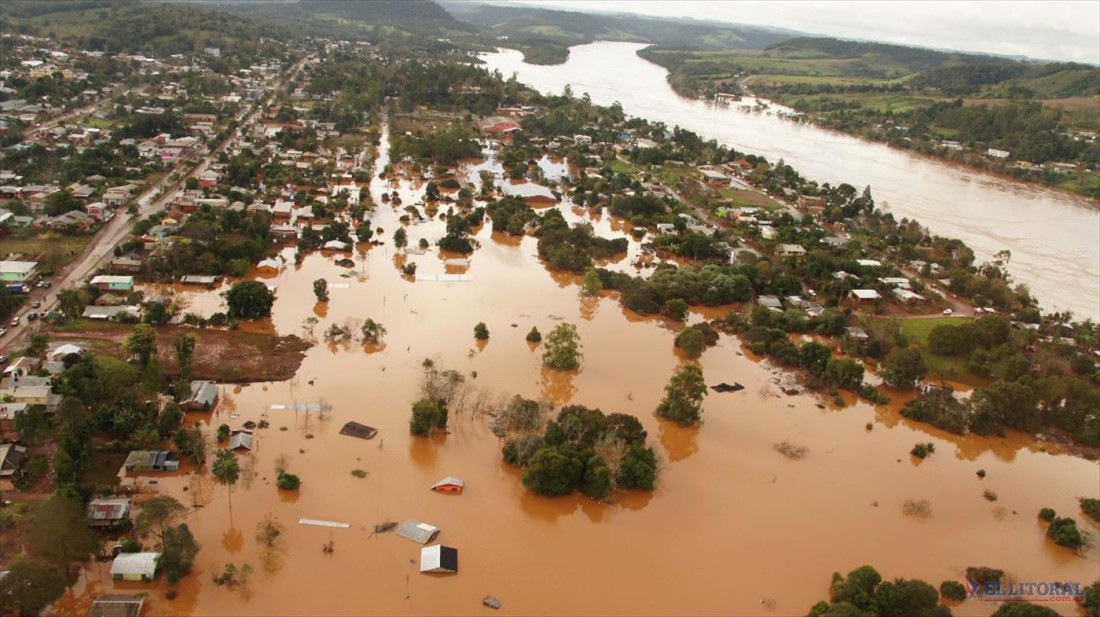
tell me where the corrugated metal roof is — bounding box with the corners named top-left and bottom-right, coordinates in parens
top-left (110, 552), bottom-right (160, 577)
top-left (397, 520), bottom-right (440, 544)
top-left (430, 477), bottom-right (464, 491)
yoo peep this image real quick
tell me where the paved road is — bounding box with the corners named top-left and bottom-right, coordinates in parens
top-left (0, 55), bottom-right (312, 354)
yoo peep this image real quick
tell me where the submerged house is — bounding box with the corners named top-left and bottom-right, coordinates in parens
top-left (90, 593), bottom-right (146, 617)
top-left (229, 430), bottom-right (254, 451)
top-left (419, 545), bottom-right (458, 574)
top-left (180, 380), bottom-right (217, 411)
top-left (110, 552), bottom-right (160, 582)
top-left (397, 520), bottom-right (440, 544)
top-left (430, 477), bottom-right (464, 493)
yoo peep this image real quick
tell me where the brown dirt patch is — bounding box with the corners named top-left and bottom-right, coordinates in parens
top-left (52, 322), bottom-right (312, 383)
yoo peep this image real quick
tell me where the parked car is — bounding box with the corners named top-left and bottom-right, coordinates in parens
top-left (942, 308), bottom-right (953, 315)
top-left (10, 316), bottom-right (20, 326)
top-left (31, 300), bottom-right (41, 308)
top-left (26, 312), bottom-right (39, 321)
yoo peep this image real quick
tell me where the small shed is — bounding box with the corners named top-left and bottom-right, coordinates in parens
top-left (110, 552), bottom-right (160, 582)
top-left (430, 477), bottom-right (464, 493)
top-left (339, 421), bottom-right (378, 440)
top-left (90, 593), bottom-right (146, 617)
top-left (419, 545), bottom-right (458, 574)
top-left (397, 520), bottom-right (440, 544)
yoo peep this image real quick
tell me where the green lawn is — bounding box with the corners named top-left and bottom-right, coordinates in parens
top-left (716, 188), bottom-right (783, 210)
top-left (2, 234), bottom-right (94, 273)
top-left (608, 159), bottom-right (637, 175)
top-left (898, 317), bottom-right (974, 377)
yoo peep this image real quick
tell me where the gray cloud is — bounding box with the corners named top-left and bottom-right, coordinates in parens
top-left (511, 0), bottom-right (1100, 63)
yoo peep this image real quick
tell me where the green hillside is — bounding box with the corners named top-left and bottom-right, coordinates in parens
top-left (0, 1), bottom-right (294, 67)
top-left (441, 1), bottom-right (794, 64)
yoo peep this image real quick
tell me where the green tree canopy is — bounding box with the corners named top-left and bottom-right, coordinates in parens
top-left (542, 322), bottom-right (582, 370)
top-left (225, 281), bottom-right (275, 319)
top-left (655, 364), bottom-right (707, 426)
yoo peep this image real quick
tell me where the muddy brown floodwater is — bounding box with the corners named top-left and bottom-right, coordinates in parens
top-left (52, 124), bottom-right (1099, 617)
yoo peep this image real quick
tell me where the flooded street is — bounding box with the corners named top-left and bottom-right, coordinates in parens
top-left (53, 122), bottom-right (1099, 617)
top-left (480, 43), bottom-right (1100, 321)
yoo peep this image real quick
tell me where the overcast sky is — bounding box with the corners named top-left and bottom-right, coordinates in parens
top-left (506, 1), bottom-right (1100, 64)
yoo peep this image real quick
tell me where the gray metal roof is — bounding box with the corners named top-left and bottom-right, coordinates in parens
top-left (397, 520), bottom-right (440, 544)
top-left (110, 552), bottom-right (160, 577)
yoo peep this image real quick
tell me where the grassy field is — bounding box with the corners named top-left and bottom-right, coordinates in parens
top-left (898, 317), bottom-right (973, 377)
top-left (717, 188), bottom-right (783, 210)
top-left (1057, 171), bottom-right (1100, 196)
top-left (1, 233), bottom-right (95, 271)
top-left (608, 158), bottom-right (637, 175)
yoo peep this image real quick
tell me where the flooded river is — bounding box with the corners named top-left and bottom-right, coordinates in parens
top-left (481, 43), bottom-right (1100, 321)
top-left (53, 120), bottom-right (1099, 617)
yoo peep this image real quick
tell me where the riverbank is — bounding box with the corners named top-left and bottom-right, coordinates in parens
top-left (633, 45), bottom-right (1099, 202)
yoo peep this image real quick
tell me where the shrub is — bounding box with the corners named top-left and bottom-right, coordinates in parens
top-left (940, 580), bottom-right (967, 601)
top-left (983, 489), bottom-right (998, 501)
top-left (525, 326), bottom-right (541, 343)
top-left (965, 566), bottom-right (1005, 590)
top-left (216, 424), bottom-right (230, 442)
top-left (674, 327), bottom-right (705, 359)
top-left (1047, 517), bottom-right (1082, 549)
top-left (351, 469), bottom-right (368, 478)
top-left (1080, 497), bottom-right (1100, 521)
top-left (1038, 507), bottom-right (1056, 522)
top-left (276, 470), bottom-right (300, 491)
top-left (474, 322), bottom-right (489, 340)
top-left (910, 442), bottom-right (936, 459)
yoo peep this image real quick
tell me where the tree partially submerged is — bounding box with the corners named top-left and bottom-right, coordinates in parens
top-left (655, 364), bottom-right (707, 426)
top-left (542, 322), bottom-right (582, 370)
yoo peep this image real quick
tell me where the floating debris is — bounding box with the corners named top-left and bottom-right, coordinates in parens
top-left (483, 596), bottom-right (502, 610)
top-left (710, 382), bottom-right (744, 393)
top-left (373, 521), bottom-right (398, 534)
top-left (773, 441), bottom-right (809, 460)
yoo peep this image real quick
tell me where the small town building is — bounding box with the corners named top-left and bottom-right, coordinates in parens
top-left (850, 289), bottom-right (882, 302)
top-left (0, 443), bottom-right (28, 489)
top-left (90, 275), bottom-right (134, 292)
top-left (86, 498), bottom-right (131, 529)
top-left (110, 552), bottom-right (160, 582)
top-left (0, 260), bottom-right (38, 283)
top-left (123, 450), bottom-right (180, 472)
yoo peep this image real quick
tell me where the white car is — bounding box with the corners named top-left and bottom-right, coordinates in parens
top-left (942, 308), bottom-right (954, 315)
